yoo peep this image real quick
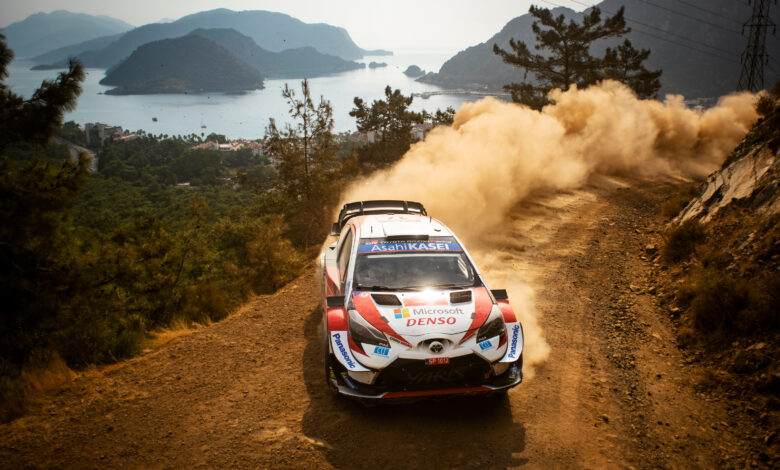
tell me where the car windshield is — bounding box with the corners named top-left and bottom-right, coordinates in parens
top-left (353, 239), bottom-right (478, 290)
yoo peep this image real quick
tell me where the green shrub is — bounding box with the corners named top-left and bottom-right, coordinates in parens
top-left (662, 219), bottom-right (707, 263)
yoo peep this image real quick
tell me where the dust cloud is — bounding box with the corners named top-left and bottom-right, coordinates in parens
top-left (341, 80), bottom-right (758, 376)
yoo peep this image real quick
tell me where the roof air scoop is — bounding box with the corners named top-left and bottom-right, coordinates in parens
top-left (450, 290), bottom-right (472, 304)
top-left (371, 293), bottom-right (402, 306)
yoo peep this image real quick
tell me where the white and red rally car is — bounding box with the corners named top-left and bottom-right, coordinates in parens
top-left (321, 200), bottom-right (524, 400)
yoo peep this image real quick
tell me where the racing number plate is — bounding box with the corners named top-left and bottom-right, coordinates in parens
top-left (425, 357), bottom-right (450, 365)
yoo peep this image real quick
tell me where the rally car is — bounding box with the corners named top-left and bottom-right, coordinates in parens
top-left (320, 200), bottom-right (524, 400)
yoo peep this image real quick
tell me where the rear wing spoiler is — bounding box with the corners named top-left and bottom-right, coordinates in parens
top-left (330, 200), bottom-right (427, 236)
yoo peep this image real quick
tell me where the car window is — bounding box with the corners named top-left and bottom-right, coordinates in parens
top-left (337, 229), bottom-right (354, 284)
top-left (353, 238), bottom-right (478, 290)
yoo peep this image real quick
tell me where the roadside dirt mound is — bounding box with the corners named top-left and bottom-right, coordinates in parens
top-left (0, 176), bottom-right (770, 469)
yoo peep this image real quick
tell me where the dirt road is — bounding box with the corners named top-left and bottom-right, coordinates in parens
top-left (0, 176), bottom-right (760, 469)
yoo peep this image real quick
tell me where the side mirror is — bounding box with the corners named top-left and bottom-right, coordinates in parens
top-left (330, 223), bottom-right (340, 236)
top-left (491, 289), bottom-right (509, 301)
top-left (326, 296), bottom-right (345, 308)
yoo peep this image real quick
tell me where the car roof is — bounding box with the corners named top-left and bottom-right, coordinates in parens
top-left (350, 213), bottom-right (454, 239)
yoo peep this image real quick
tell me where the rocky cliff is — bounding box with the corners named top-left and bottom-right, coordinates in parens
top-left (677, 111), bottom-right (780, 223)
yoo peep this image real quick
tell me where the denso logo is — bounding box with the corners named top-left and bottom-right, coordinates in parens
top-left (407, 317), bottom-right (457, 326)
top-left (333, 333), bottom-right (356, 369)
top-left (412, 307), bottom-right (465, 316)
top-left (509, 324), bottom-right (521, 357)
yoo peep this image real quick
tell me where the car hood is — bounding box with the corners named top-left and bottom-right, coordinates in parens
top-left (350, 287), bottom-right (494, 339)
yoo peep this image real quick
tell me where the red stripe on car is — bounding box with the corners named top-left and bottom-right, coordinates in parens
top-left (459, 287), bottom-right (492, 343)
top-left (497, 300), bottom-right (517, 323)
top-left (327, 307), bottom-right (348, 331)
top-left (352, 294), bottom-right (411, 347)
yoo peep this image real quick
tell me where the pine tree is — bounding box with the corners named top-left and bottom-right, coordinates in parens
top-left (0, 34), bottom-right (93, 402)
top-left (349, 86), bottom-right (424, 168)
top-left (0, 35), bottom-right (84, 150)
top-left (493, 6), bottom-right (662, 109)
top-left (264, 79), bottom-right (337, 202)
top-left (263, 80), bottom-right (339, 246)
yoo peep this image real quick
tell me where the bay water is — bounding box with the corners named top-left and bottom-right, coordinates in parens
top-left (7, 49), bottom-right (486, 139)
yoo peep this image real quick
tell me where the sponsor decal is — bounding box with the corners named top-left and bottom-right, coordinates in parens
top-left (424, 357), bottom-right (450, 366)
top-left (499, 322), bottom-right (523, 363)
top-left (373, 346), bottom-right (390, 356)
top-left (509, 324), bottom-right (521, 358)
top-left (332, 333), bottom-right (355, 368)
top-left (407, 317), bottom-right (457, 326)
top-left (330, 332), bottom-right (369, 371)
top-left (509, 363), bottom-right (519, 380)
top-left (393, 308), bottom-right (411, 319)
top-left (340, 372), bottom-right (357, 390)
top-left (478, 339), bottom-right (493, 350)
top-left (357, 242), bottom-right (461, 254)
top-left (411, 306), bottom-right (465, 316)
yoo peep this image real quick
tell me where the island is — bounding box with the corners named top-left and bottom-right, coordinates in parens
top-left (99, 34), bottom-right (263, 95)
top-left (403, 65), bottom-right (425, 77)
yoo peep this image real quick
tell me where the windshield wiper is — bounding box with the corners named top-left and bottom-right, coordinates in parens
top-left (354, 284), bottom-right (394, 291)
top-left (402, 283), bottom-right (473, 290)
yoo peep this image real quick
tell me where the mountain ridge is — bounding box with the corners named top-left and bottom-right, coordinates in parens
top-left (29, 8), bottom-right (390, 70)
top-left (189, 28), bottom-right (364, 78)
top-left (2, 10), bottom-right (133, 58)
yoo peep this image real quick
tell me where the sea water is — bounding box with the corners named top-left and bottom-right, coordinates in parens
top-left (6, 49), bottom-right (489, 139)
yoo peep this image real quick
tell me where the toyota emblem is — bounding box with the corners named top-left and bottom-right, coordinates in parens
top-left (429, 341), bottom-right (444, 354)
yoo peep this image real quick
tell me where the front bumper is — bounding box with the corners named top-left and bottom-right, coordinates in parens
top-left (327, 354), bottom-right (523, 400)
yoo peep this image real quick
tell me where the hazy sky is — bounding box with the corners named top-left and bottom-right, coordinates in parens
top-left (0, 0), bottom-right (600, 52)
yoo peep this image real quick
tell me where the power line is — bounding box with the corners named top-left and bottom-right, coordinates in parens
top-left (623, 16), bottom-right (739, 56)
top-left (627, 26), bottom-right (738, 63)
top-left (635, 0), bottom-right (742, 35)
top-left (673, 0), bottom-right (744, 26)
top-left (566, 0), bottom-right (742, 55)
top-left (541, 0), bottom-right (740, 62)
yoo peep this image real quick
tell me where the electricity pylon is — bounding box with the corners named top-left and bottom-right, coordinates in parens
top-left (738, 0), bottom-right (776, 92)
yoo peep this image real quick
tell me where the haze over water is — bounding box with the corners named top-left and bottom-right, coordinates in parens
top-left (7, 50), bottom-right (488, 139)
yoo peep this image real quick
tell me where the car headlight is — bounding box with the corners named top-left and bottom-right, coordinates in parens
top-left (348, 310), bottom-right (390, 348)
top-left (477, 308), bottom-right (506, 344)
